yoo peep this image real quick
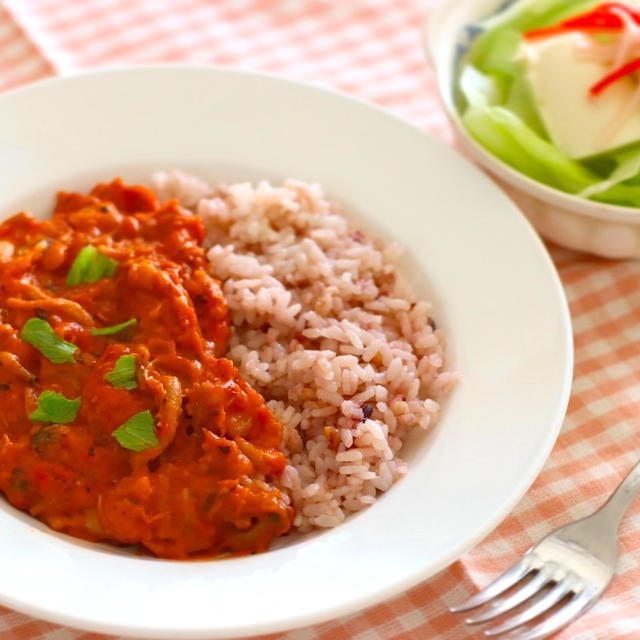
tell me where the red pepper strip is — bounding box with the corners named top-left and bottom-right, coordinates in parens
top-left (524, 3), bottom-right (640, 40)
top-left (590, 56), bottom-right (640, 94)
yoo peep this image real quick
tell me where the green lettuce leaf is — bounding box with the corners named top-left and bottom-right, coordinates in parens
top-left (580, 144), bottom-right (640, 199)
top-left (463, 105), bottom-right (597, 193)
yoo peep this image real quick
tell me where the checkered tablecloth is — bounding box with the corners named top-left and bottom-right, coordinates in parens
top-left (2, 1), bottom-right (640, 638)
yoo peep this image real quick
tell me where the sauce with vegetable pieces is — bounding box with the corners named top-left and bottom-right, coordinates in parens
top-left (0, 179), bottom-right (293, 559)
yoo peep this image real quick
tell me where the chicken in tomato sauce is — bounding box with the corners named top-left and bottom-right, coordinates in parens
top-left (0, 179), bottom-right (292, 559)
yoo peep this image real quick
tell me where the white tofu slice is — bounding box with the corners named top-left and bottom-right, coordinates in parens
top-left (521, 32), bottom-right (640, 159)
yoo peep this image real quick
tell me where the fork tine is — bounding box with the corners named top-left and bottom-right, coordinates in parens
top-left (483, 579), bottom-right (572, 636)
top-left (501, 587), bottom-right (595, 640)
top-left (464, 564), bottom-right (555, 625)
top-left (449, 558), bottom-right (533, 613)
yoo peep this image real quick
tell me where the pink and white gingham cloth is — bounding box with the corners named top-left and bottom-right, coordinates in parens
top-left (2, 1), bottom-right (640, 638)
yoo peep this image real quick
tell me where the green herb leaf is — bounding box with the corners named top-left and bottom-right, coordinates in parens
top-left (29, 390), bottom-right (81, 423)
top-left (112, 410), bottom-right (158, 451)
top-left (66, 245), bottom-right (118, 287)
top-left (91, 318), bottom-right (137, 336)
top-left (20, 318), bottom-right (77, 364)
top-left (104, 354), bottom-right (138, 390)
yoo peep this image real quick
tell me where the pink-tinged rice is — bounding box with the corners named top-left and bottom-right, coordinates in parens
top-left (152, 170), bottom-right (456, 532)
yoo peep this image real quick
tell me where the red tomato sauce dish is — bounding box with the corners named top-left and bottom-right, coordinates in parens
top-left (0, 179), bottom-right (292, 559)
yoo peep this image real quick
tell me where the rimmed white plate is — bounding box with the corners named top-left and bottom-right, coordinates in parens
top-left (0, 66), bottom-right (572, 639)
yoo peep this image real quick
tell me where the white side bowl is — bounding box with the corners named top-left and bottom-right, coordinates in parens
top-left (425, 0), bottom-right (640, 259)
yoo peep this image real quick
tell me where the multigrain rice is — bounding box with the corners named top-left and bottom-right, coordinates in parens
top-left (152, 171), bottom-right (456, 532)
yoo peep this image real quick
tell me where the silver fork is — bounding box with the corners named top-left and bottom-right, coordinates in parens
top-left (450, 456), bottom-right (640, 639)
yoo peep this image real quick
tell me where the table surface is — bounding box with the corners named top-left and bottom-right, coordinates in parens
top-left (1, 1), bottom-right (640, 638)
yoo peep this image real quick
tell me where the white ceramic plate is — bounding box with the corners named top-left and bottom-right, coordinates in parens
top-left (0, 66), bottom-right (572, 639)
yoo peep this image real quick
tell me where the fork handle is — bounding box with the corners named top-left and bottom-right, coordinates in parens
top-left (598, 457), bottom-right (640, 529)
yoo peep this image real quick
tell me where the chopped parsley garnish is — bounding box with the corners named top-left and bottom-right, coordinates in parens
top-left (111, 410), bottom-right (158, 452)
top-left (29, 390), bottom-right (81, 423)
top-left (91, 318), bottom-right (137, 336)
top-left (20, 318), bottom-right (77, 364)
top-left (104, 354), bottom-right (138, 390)
top-left (66, 245), bottom-right (118, 287)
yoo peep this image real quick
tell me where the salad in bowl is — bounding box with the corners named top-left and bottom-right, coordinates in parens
top-left (426, 0), bottom-right (640, 257)
top-left (459, 0), bottom-right (640, 206)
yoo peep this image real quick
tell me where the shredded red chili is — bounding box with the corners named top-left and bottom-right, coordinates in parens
top-left (524, 3), bottom-right (640, 40)
top-left (0, 179), bottom-right (293, 559)
top-left (590, 55), bottom-right (640, 94)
